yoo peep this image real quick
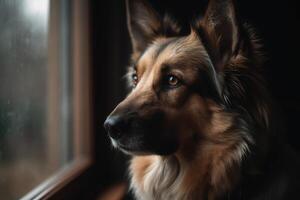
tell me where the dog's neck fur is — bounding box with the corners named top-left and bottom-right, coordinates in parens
top-left (130, 135), bottom-right (247, 200)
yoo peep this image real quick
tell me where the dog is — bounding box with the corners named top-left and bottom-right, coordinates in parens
top-left (104, 0), bottom-right (300, 199)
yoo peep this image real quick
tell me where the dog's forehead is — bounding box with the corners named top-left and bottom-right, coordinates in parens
top-left (137, 32), bottom-right (208, 73)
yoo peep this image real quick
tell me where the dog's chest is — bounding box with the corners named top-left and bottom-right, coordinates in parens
top-left (130, 157), bottom-right (194, 200)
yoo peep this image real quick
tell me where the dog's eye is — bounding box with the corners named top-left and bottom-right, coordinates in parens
top-left (165, 75), bottom-right (180, 88)
top-left (168, 75), bottom-right (178, 86)
top-left (132, 73), bottom-right (138, 86)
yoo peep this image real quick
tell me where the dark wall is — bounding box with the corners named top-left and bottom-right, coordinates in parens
top-left (91, 0), bottom-right (300, 193)
top-left (91, 0), bottom-right (130, 191)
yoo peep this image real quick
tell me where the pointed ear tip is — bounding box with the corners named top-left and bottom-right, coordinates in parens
top-left (208, 0), bottom-right (235, 4)
top-left (206, 0), bottom-right (236, 11)
top-left (189, 26), bottom-right (197, 34)
top-left (126, 0), bottom-right (151, 8)
top-left (126, 0), bottom-right (141, 11)
top-left (187, 27), bottom-right (199, 40)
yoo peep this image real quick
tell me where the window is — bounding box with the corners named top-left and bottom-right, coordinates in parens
top-left (0, 0), bottom-right (91, 199)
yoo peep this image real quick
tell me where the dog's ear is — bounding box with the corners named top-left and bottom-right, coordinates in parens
top-left (196, 0), bottom-right (240, 71)
top-left (126, 0), bottom-right (162, 54)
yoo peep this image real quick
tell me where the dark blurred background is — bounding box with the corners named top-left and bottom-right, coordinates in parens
top-left (90, 0), bottom-right (300, 198)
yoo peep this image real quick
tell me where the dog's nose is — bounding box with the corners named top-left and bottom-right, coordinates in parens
top-left (104, 115), bottom-right (126, 140)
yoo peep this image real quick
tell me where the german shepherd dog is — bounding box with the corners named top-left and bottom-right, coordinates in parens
top-left (104, 0), bottom-right (300, 199)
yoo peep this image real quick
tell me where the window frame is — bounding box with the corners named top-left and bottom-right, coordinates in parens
top-left (20, 1), bottom-right (93, 199)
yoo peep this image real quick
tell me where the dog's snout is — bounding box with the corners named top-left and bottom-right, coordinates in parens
top-left (104, 115), bottom-right (127, 140)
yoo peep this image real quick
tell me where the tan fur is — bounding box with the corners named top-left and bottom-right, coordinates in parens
top-left (130, 156), bottom-right (156, 186)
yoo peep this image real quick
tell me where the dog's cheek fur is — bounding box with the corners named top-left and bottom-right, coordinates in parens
top-left (177, 98), bottom-right (247, 195)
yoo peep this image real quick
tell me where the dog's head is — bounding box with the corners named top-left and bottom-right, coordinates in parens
top-left (104, 0), bottom-right (265, 157)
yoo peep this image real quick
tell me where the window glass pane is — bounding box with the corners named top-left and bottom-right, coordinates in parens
top-left (0, 0), bottom-right (79, 199)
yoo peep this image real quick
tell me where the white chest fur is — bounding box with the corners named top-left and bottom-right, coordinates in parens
top-left (130, 156), bottom-right (194, 200)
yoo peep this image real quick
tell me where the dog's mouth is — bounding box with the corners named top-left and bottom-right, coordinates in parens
top-left (119, 144), bottom-right (150, 156)
top-left (110, 138), bottom-right (151, 155)
top-left (109, 131), bottom-right (179, 156)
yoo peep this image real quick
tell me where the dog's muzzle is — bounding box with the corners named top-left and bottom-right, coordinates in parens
top-left (104, 109), bottom-right (178, 155)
